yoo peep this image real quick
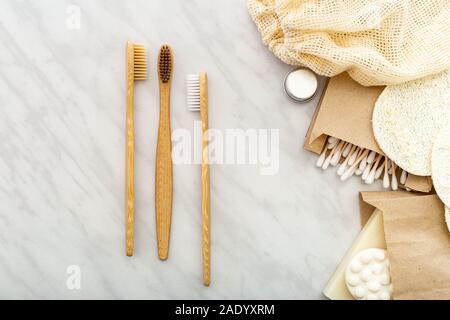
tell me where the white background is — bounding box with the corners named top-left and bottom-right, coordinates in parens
top-left (0, 0), bottom-right (380, 299)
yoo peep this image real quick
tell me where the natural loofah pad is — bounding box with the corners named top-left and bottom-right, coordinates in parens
top-left (373, 70), bottom-right (450, 176)
top-left (432, 122), bottom-right (450, 211)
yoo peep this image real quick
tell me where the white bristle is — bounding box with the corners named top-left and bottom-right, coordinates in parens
top-left (186, 74), bottom-right (201, 111)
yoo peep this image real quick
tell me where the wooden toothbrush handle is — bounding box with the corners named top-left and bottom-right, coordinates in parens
top-left (156, 83), bottom-right (173, 260)
top-left (200, 73), bottom-right (211, 286)
top-left (125, 54), bottom-right (135, 257)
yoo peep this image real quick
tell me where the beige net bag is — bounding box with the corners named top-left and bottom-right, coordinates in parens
top-left (248, 0), bottom-right (450, 86)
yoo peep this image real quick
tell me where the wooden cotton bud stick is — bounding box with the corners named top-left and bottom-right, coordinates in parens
top-left (383, 158), bottom-right (390, 189)
top-left (400, 169), bottom-right (408, 185)
top-left (341, 149), bottom-right (369, 181)
top-left (391, 162), bottom-right (398, 191)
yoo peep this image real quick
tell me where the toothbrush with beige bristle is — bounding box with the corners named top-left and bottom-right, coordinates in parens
top-left (125, 42), bottom-right (147, 256)
top-left (186, 72), bottom-right (211, 286)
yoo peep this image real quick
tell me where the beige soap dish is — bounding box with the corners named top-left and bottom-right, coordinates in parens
top-left (316, 135), bottom-right (411, 191)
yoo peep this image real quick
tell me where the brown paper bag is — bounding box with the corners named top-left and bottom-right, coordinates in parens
top-left (304, 73), bottom-right (432, 193)
top-left (360, 192), bottom-right (450, 299)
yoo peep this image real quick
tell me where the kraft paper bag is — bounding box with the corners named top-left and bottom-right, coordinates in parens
top-left (360, 192), bottom-right (450, 300)
top-left (304, 73), bottom-right (432, 193)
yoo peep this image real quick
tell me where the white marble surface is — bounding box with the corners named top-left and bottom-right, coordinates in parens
top-left (0, 0), bottom-right (381, 299)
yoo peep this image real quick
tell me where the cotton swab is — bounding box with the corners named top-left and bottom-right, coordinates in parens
top-left (342, 143), bottom-right (352, 158)
top-left (400, 169), bottom-right (408, 185)
top-left (347, 147), bottom-right (360, 166)
top-left (322, 141), bottom-right (340, 169)
top-left (341, 149), bottom-right (370, 181)
top-left (327, 136), bottom-right (337, 145)
top-left (315, 136), bottom-right (412, 191)
top-left (337, 144), bottom-right (357, 176)
top-left (331, 141), bottom-right (346, 166)
top-left (367, 150), bottom-right (377, 164)
top-left (365, 154), bottom-right (382, 184)
top-left (316, 146), bottom-right (327, 167)
top-left (383, 158), bottom-right (390, 189)
top-left (375, 158), bottom-right (385, 179)
top-left (327, 137), bottom-right (339, 149)
top-left (391, 162), bottom-right (398, 191)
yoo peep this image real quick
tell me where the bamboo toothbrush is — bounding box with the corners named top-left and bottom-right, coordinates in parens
top-left (125, 42), bottom-right (147, 256)
top-left (156, 45), bottom-right (174, 260)
top-left (186, 72), bottom-right (211, 286)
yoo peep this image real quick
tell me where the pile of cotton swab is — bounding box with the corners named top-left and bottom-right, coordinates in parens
top-left (315, 136), bottom-right (410, 191)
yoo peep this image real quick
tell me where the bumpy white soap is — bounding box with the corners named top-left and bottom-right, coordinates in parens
top-left (372, 70), bottom-right (450, 176)
top-left (345, 248), bottom-right (393, 300)
top-left (432, 122), bottom-right (450, 211)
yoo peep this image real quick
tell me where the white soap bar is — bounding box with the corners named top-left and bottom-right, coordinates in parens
top-left (323, 210), bottom-right (387, 300)
top-left (345, 248), bottom-right (393, 300)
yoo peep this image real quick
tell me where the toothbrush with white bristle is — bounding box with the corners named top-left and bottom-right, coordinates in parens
top-left (186, 72), bottom-right (211, 286)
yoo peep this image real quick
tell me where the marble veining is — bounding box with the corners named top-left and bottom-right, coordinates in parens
top-left (0, 0), bottom-right (380, 299)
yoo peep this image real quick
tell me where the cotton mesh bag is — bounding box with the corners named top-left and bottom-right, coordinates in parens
top-left (248, 0), bottom-right (450, 86)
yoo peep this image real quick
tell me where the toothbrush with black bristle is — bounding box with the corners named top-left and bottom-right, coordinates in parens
top-left (155, 45), bottom-right (174, 261)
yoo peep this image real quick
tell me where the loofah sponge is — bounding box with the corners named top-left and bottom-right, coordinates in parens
top-left (372, 70), bottom-right (450, 176)
top-left (432, 122), bottom-right (450, 211)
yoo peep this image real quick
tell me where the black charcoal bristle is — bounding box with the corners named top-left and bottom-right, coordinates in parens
top-left (158, 45), bottom-right (173, 83)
